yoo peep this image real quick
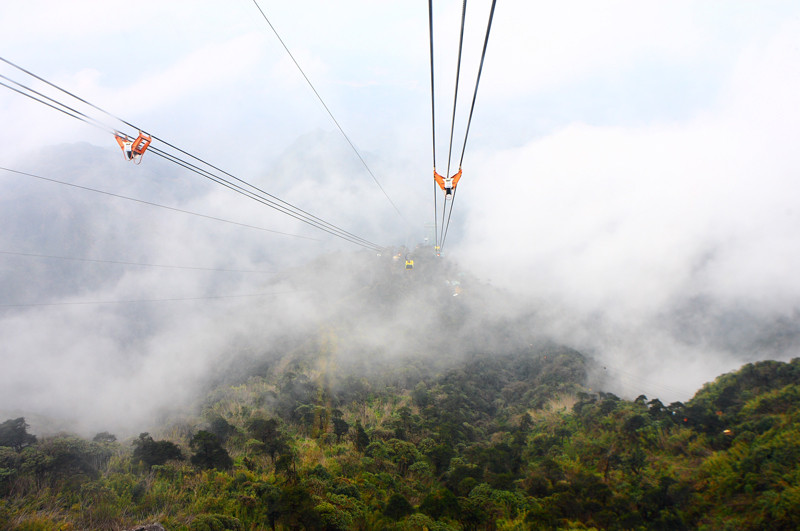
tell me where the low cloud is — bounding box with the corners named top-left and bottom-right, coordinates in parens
top-left (455, 20), bottom-right (800, 400)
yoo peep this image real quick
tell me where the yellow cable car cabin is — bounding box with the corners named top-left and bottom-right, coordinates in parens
top-left (405, 259), bottom-right (414, 270)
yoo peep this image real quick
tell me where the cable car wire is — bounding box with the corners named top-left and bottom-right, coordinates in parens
top-left (428, 0), bottom-right (438, 173)
top-left (0, 289), bottom-right (310, 308)
top-left (437, 0), bottom-right (468, 251)
top-left (0, 81), bottom-right (340, 244)
top-left (249, 1), bottom-right (408, 225)
top-left (458, 0), bottom-right (496, 168)
top-left (1, 76), bottom-right (378, 250)
top-left (441, 0), bottom-right (496, 251)
top-left (427, 0), bottom-right (497, 252)
top-left (0, 78), bottom-right (113, 135)
top-left (2, 61), bottom-right (374, 245)
top-left (0, 69), bottom-right (381, 250)
top-left (445, 0), bottom-right (468, 182)
top-left (0, 166), bottom-right (320, 240)
top-left (0, 57), bottom-right (385, 251)
top-left (144, 145), bottom-right (383, 250)
top-left (440, 188), bottom-right (457, 250)
top-left (0, 250), bottom-right (274, 274)
top-left (428, 0), bottom-right (440, 250)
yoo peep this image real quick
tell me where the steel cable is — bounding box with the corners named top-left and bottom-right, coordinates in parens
top-left (0, 166), bottom-right (320, 240)
top-left (458, 0), bottom-right (497, 168)
top-left (249, 1), bottom-right (408, 225)
top-left (445, 0), bottom-right (468, 182)
top-left (0, 58), bottom-right (384, 251)
top-left (428, 0), bottom-right (440, 249)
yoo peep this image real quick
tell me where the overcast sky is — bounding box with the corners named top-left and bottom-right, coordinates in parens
top-left (2, 1), bottom-right (800, 432)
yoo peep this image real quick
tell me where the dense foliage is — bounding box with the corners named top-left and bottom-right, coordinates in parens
top-left (1, 347), bottom-right (799, 530)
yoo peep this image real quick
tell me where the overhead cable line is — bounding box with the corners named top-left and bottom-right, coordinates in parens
top-left (0, 57), bottom-right (384, 251)
top-left (428, 0), bottom-right (440, 250)
top-left (440, 188), bottom-right (458, 251)
top-left (0, 250), bottom-right (274, 274)
top-left (0, 77), bottom-right (113, 134)
top-left (438, 0), bottom-right (468, 251)
top-left (0, 68), bottom-right (381, 250)
top-left (0, 57), bottom-right (383, 250)
top-left (445, 0), bottom-right (468, 182)
top-left (0, 75), bottom-right (349, 243)
top-left (249, 0), bottom-right (409, 225)
top-left (442, 0), bottom-right (496, 251)
top-left (0, 167), bottom-right (321, 241)
top-left (0, 290), bottom-right (310, 308)
top-left (458, 0), bottom-right (496, 168)
top-left (144, 145), bottom-right (382, 249)
top-left (428, 0), bottom-right (497, 252)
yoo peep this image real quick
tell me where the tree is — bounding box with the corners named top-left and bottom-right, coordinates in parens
top-left (274, 452), bottom-right (297, 480)
top-left (247, 417), bottom-right (279, 442)
top-left (419, 488), bottom-right (461, 520)
top-left (92, 432), bottom-right (117, 444)
top-left (0, 446), bottom-right (19, 495)
top-left (332, 417), bottom-right (350, 442)
top-left (247, 417), bottom-right (288, 460)
top-left (384, 493), bottom-right (413, 520)
top-left (190, 431), bottom-right (233, 470)
top-left (208, 416), bottom-right (235, 444)
top-left (132, 433), bottom-right (183, 468)
top-left (386, 439), bottom-right (419, 476)
top-left (353, 420), bottom-right (369, 452)
top-left (26, 436), bottom-right (111, 488)
top-left (256, 483), bottom-right (282, 530)
top-left (623, 414), bottom-right (648, 436)
top-left (278, 484), bottom-right (321, 529)
top-left (412, 382), bottom-right (431, 407)
top-left (0, 418), bottom-right (36, 451)
top-left (315, 501), bottom-right (353, 530)
top-left (189, 514), bottom-right (243, 530)
top-left (426, 443), bottom-right (454, 475)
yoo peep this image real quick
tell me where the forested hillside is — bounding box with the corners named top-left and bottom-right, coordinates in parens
top-left (2, 343), bottom-right (799, 530)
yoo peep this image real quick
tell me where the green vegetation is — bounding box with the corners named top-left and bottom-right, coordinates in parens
top-left (1, 347), bottom-right (799, 530)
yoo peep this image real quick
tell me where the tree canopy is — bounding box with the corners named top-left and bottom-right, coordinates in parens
top-left (2, 352), bottom-right (800, 530)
